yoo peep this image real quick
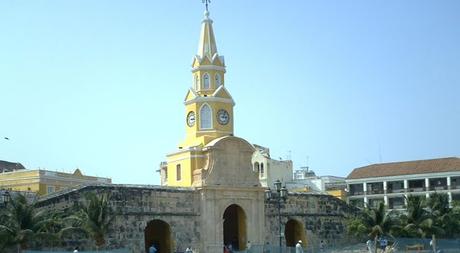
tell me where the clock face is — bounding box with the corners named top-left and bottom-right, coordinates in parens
top-left (217, 109), bottom-right (230, 125)
top-left (187, 111), bottom-right (196, 127)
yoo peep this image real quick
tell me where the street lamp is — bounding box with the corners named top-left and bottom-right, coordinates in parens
top-left (1, 190), bottom-right (11, 207)
top-left (265, 179), bottom-right (288, 253)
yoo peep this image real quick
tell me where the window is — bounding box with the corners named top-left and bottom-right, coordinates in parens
top-left (203, 73), bottom-right (210, 89)
top-left (200, 104), bottom-right (212, 129)
top-left (176, 164), bottom-right (181, 181)
top-left (215, 73), bottom-right (222, 86)
top-left (260, 163), bottom-right (264, 177)
top-left (194, 75), bottom-right (199, 90)
top-left (47, 186), bottom-right (55, 194)
top-left (254, 162), bottom-right (260, 173)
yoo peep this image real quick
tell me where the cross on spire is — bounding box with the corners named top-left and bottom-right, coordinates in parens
top-left (202, 0), bottom-right (211, 12)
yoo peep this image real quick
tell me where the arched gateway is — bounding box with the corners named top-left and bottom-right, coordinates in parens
top-left (223, 204), bottom-right (247, 251)
top-left (285, 219), bottom-right (307, 248)
top-left (144, 219), bottom-right (172, 253)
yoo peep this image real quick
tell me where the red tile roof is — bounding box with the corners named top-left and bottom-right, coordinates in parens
top-left (347, 157), bottom-right (460, 179)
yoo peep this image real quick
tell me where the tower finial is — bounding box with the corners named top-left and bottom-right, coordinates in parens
top-left (202, 0), bottom-right (211, 12)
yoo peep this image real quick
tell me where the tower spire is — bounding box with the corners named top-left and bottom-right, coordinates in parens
top-left (197, 6), bottom-right (218, 59)
top-left (202, 0), bottom-right (210, 12)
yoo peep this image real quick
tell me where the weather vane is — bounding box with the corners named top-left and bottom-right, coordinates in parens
top-left (202, 0), bottom-right (211, 12)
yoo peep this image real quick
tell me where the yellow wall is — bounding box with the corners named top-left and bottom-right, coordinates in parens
top-left (0, 169), bottom-right (111, 196)
top-left (326, 190), bottom-right (347, 201)
top-left (166, 150), bottom-right (206, 187)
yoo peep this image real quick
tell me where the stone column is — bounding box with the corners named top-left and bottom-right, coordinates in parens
top-left (363, 182), bottom-right (367, 194)
top-left (447, 176), bottom-right (451, 190)
top-left (404, 179), bottom-right (408, 191)
top-left (383, 181), bottom-right (388, 206)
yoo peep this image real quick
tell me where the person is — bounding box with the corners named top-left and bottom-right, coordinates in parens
top-left (73, 247), bottom-right (79, 253)
top-left (185, 247), bottom-right (193, 253)
top-left (263, 242), bottom-right (271, 253)
top-left (149, 244), bottom-right (157, 253)
top-left (247, 240), bottom-right (252, 253)
top-left (319, 240), bottom-right (325, 252)
top-left (380, 237), bottom-right (388, 251)
top-left (366, 239), bottom-right (373, 253)
top-left (295, 240), bottom-right (304, 253)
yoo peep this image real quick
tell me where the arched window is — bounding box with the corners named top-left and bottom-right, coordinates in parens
top-left (215, 73), bottom-right (222, 86)
top-left (260, 163), bottom-right (264, 177)
top-left (200, 104), bottom-right (212, 129)
top-left (254, 162), bottom-right (260, 173)
top-left (203, 73), bottom-right (210, 89)
top-left (194, 75), bottom-right (199, 90)
top-left (176, 164), bottom-right (181, 181)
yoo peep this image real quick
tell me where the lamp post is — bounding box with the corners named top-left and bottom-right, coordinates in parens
top-left (265, 179), bottom-right (288, 253)
top-left (1, 190), bottom-right (11, 207)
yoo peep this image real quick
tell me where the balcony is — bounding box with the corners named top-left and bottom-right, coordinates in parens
top-left (429, 185), bottom-right (448, 191)
top-left (350, 191), bottom-right (364, 196)
top-left (387, 188), bottom-right (405, 194)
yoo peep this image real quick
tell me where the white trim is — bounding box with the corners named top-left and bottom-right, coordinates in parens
top-left (199, 103), bottom-right (213, 130)
top-left (184, 96), bottom-right (235, 106)
top-left (191, 65), bottom-right (226, 73)
top-left (346, 171), bottom-right (460, 184)
top-left (168, 155), bottom-right (207, 163)
top-left (197, 129), bottom-right (232, 134)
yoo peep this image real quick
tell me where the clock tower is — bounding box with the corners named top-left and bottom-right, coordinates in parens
top-left (165, 10), bottom-right (236, 187)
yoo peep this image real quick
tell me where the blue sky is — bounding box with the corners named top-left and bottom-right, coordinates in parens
top-left (1, 0), bottom-right (459, 185)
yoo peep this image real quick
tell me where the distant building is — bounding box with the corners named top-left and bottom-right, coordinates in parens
top-left (288, 167), bottom-right (347, 200)
top-left (346, 157), bottom-right (460, 209)
top-left (0, 160), bottom-right (26, 173)
top-left (0, 164), bottom-right (111, 196)
top-left (251, 144), bottom-right (293, 188)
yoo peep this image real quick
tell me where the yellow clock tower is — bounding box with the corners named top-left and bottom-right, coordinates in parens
top-left (165, 10), bottom-right (235, 187)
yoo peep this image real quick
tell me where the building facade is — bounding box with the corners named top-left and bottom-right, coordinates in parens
top-left (346, 157), bottom-right (460, 209)
top-left (251, 144), bottom-right (293, 188)
top-left (0, 167), bottom-right (111, 196)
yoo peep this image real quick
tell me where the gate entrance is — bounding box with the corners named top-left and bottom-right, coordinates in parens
top-left (223, 204), bottom-right (247, 251)
top-left (285, 219), bottom-right (307, 247)
top-left (144, 219), bottom-right (172, 253)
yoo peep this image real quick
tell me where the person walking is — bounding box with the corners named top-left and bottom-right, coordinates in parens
top-left (149, 244), bottom-right (157, 253)
top-left (73, 247), bottom-right (79, 253)
top-left (295, 240), bottom-right (304, 253)
top-left (246, 240), bottom-right (252, 253)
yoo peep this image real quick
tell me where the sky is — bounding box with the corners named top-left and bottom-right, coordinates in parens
top-left (1, 0), bottom-right (459, 185)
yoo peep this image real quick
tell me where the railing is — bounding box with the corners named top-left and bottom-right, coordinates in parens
top-left (429, 185), bottom-right (448, 191)
top-left (349, 191), bottom-right (364, 196)
top-left (369, 189), bottom-right (384, 194)
top-left (387, 188), bottom-right (405, 193)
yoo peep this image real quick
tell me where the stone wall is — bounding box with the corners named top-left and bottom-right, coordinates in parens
top-left (36, 185), bottom-right (357, 253)
top-left (265, 192), bottom-right (356, 250)
top-left (37, 185), bottom-right (200, 252)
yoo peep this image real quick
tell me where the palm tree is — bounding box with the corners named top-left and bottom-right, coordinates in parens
top-left (65, 192), bottom-right (114, 249)
top-left (0, 194), bottom-right (59, 252)
top-left (400, 195), bottom-right (440, 238)
top-left (347, 202), bottom-right (397, 252)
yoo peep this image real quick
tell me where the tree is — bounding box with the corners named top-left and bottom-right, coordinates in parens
top-left (400, 195), bottom-right (440, 238)
top-left (347, 202), bottom-right (397, 252)
top-left (0, 194), bottom-right (59, 252)
top-left (67, 192), bottom-right (114, 249)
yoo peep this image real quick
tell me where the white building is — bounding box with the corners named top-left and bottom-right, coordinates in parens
top-left (346, 157), bottom-right (460, 209)
top-left (251, 144), bottom-right (293, 188)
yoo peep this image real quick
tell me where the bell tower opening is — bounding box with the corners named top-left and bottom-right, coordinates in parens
top-left (223, 204), bottom-right (247, 251)
top-left (144, 219), bottom-right (172, 253)
top-left (285, 219), bottom-right (307, 247)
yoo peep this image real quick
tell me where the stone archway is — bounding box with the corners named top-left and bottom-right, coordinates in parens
top-left (223, 204), bottom-right (247, 251)
top-left (144, 219), bottom-right (172, 253)
top-left (285, 219), bottom-right (307, 247)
